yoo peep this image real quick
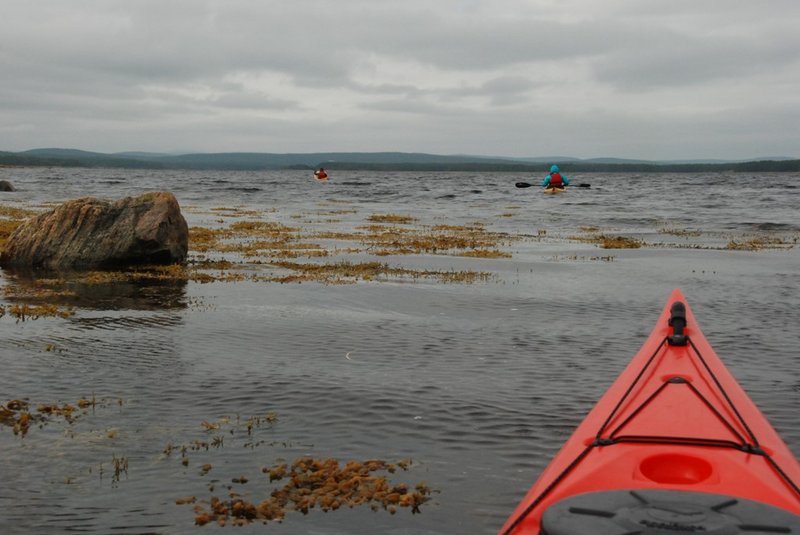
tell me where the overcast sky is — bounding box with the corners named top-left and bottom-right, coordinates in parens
top-left (1, 0), bottom-right (798, 160)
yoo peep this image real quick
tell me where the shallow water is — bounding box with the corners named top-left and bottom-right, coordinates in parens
top-left (1, 168), bottom-right (799, 534)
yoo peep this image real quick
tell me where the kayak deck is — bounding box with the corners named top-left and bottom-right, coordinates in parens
top-left (499, 289), bottom-right (800, 534)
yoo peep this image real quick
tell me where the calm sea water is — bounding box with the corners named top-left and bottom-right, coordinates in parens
top-left (1, 168), bottom-right (799, 534)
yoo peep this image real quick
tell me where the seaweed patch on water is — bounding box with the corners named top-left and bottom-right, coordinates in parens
top-left (569, 230), bottom-right (643, 249)
top-left (354, 223), bottom-right (514, 257)
top-left (596, 235), bottom-right (643, 249)
top-left (268, 260), bottom-right (491, 284)
top-left (1, 396), bottom-right (121, 436)
top-left (456, 249), bottom-right (511, 258)
top-left (569, 225), bottom-right (797, 252)
top-left (658, 227), bottom-right (703, 237)
top-left (1, 302), bottom-right (75, 321)
top-left (183, 217), bottom-right (500, 284)
top-left (206, 207), bottom-right (265, 217)
top-left (366, 213), bottom-right (417, 224)
top-left (162, 413), bottom-right (280, 465)
top-left (110, 454), bottom-right (129, 484)
top-left (550, 254), bottom-right (616, 262)
top-left (159, 413), bottom-right (435, 526)
top-left (182, 457), bottom-right (433, 527)
top-left (725, 236), bottom-right (789, 251)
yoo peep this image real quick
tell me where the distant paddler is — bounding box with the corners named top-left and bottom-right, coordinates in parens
top-left (542, 164), bottom-right (569, 193)
top-left (313, 168), bottom-right (329, 181)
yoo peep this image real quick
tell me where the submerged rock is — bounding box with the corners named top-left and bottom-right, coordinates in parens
top-left (0, 191), bottom-right (188, 269)
top-left (0, 180), bottom-right (14, 192)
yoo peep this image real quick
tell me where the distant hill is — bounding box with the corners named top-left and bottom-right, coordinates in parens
top-left (23, 148), bottom-right (116, 159)
top-left (113, 151), bottom-right (176, 158)
top-left (17, 148), bottom-right (170, 169)
top-left (1, 148), bottom-right (798, 172)
top-left (581, 157), bottom-right (657, 164)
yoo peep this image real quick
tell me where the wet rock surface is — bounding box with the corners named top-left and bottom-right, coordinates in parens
top-left (0, 191), bottom-right (188, 269)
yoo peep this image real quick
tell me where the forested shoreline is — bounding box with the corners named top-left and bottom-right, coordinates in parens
top-left (2, 150), bottom-right (798, 172)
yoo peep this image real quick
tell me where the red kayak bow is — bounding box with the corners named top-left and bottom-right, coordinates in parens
top-left (499, 288), bottom-right (800, 534)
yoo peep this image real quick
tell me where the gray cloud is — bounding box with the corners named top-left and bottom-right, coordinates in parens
top-left (592, 25), bottom-right (800, 90)
top-left (1, 0), bottom-right (798, 158)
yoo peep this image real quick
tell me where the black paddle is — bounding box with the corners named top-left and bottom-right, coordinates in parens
top-left (515, 182), bottom-right (591, 188)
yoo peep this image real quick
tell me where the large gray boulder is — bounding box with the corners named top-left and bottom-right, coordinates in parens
top-left (0, 191), bottom-right (188, 269)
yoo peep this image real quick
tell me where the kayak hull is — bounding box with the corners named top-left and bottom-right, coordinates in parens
top-left (543, 186), bottom-right (565, 194)
top-left (499, 289), bottom-right (800, 534)
top-left (541, 489), bottom-right (800, 534)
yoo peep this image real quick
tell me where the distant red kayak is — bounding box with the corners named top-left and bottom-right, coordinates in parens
top-left (499, 289), bottom-right (800, 534)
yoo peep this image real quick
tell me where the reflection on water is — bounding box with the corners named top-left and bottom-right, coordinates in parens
top-left (1, 168), bottom-right (799, 534)
top-left (2, 266), bottom-right (188, 311)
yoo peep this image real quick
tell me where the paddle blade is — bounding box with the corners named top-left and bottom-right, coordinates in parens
top-left (515, 182), bottom-right (533, 188)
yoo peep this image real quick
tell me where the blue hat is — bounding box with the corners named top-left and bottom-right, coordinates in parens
top-left (550, 165), bottom-right (560, 173)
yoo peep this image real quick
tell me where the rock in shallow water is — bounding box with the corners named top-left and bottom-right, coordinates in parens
top-left (0, 191), bottom-right (188, 269)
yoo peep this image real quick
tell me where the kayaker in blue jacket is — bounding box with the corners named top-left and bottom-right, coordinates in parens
top-left (542, 164), bottom-right (569, 188)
